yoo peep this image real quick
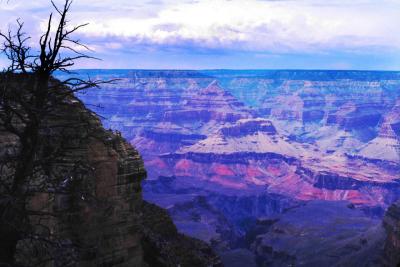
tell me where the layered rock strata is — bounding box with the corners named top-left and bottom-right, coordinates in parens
top-left (59, 69), bottom-right (400, 265)
top-left (383, 200), bottom-right (400, 266)
top-left (0, 80), bottom-right (220, 266)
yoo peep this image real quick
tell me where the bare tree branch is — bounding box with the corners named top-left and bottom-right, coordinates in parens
top-left (0, 0), bottom-right (114, 265)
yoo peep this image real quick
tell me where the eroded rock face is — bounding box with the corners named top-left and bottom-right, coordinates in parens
top-left (59, 69), bottom-right (400, 265)
top-left (249, 201), bottom-right (386, 267)
top-left (0, 81), bottom-right (220, 266)
top-left (383, 200), bottom-right (400, 266)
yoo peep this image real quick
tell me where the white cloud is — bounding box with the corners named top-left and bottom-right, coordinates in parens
top-left (1, 0), bottom-right (399, 68)
top-left (74, 0), bottom-right (400, 53)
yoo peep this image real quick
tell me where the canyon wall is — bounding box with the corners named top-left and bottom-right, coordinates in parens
top-left (383, 200), bottom-right (400, 266)
top-left (62, 69), bottom-right (400, 266)
top-left (0, 82), bottom-right (220, 266)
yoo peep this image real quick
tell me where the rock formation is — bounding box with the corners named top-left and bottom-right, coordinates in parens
top-left (383, 200), bottom-right (400, 266)
top-left (0, 79), bottom-right (220, 266)
top-left (62, 69), bottom-right (400, 266)
top-left (249, 201), bottom-right (385, 267)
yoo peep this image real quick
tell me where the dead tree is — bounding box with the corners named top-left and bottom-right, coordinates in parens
top-left (0, 0), bottom-right (112, 265)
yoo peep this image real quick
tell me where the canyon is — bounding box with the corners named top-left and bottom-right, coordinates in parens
top-left (65, 69), bottom-right (400, 266)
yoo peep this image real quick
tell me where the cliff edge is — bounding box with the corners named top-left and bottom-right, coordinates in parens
top-left (383, 200), bottom-right (400, 266)
top-left (0, 79), bottom-right (220, 266)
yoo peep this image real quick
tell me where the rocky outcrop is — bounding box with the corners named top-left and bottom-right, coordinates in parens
top-left (141, 201), bottom-right (221, 266)
top-left (249, 201), bottom-right (386, 267)
top-left (383, 200), bottom-right (400, 266)
top-left (357, 99), bottom-right (400, 163)
top-left (0, 81), bottom-right (220, 266)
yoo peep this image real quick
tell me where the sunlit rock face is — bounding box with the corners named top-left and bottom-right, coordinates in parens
top-left (357, 99), bottom-right (400, 162)
top-left (68, 69), bottom-right (400, 265)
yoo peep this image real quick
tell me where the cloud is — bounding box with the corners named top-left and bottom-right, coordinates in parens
top-left (0, 0), bottom-right (399, 69)
top-left (77, 0), bottom-right (400, 53)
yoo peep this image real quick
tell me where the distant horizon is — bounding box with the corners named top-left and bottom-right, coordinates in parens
top-left (70, 68), bottom-right (400, 72)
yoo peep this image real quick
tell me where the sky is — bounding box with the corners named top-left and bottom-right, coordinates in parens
top-left (0, 0), bottom-right (399, 70)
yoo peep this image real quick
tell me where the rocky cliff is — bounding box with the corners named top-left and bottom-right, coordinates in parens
top-left (57, 69), bottom-right (400, 266)
top-left (0, 80), bottom-right (220, 266)
top-left (383, 200), bottom-right (400, 266)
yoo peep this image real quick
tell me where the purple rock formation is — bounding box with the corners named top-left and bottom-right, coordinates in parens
top-left (59, 69), bottom-right (400, 265)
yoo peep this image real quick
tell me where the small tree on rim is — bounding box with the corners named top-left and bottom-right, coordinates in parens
top-left (0, 0), bottom-right (113, 265)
